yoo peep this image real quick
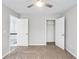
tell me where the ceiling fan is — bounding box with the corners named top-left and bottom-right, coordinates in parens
top-left (27, 0), bottom-right (53, 8)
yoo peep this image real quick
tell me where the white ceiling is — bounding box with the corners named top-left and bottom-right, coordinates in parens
top-left (2, 0), bottom-right (77, 15)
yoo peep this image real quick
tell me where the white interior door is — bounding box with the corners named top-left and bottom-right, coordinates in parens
top-left (55, 17), bottom-right (65, 49)
top-left (46, 20), bottom-right (55, 42)
top-left (16, 19), bottom-right (28, 46)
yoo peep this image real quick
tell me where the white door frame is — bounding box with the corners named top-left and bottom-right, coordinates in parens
top-left (45, 17), bottom-right (55, 45)
top-left (45, 17), bottom-right (66, 48)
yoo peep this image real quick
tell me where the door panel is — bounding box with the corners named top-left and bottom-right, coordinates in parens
top-left (16, 19), bottom-right (28, 46)
top-left (46, 20), bottom-right (55, 42)
top-left (55, 17), bottom-right (65, 49)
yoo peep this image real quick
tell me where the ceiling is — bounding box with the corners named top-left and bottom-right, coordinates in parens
top-left (2, 0), bottom-right (77, 15)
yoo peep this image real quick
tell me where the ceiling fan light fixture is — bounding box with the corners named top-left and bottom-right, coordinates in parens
top-left (35, 1), bottom-right (44, 7)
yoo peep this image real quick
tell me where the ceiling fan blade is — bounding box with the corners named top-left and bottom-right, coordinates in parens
top-left (27, 4), bottom-right (34, 8)
top-left (45, 4), bottom-right (53, 8)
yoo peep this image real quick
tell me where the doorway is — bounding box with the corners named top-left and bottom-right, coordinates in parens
top-left (45, 17), bottom-right (65, 49)
top-left (9, 15), bottom-right (29, 48)
top-left (46, 20), bottom-right (55, 45)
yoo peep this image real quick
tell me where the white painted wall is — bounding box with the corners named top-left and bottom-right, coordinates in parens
top-left (20, 14), bottom-right (62, 45)
top-left (65, 6), bottom-right (77, 57)
top-left (21, 16), bottom-right (46, 45)
top-left (46, 20), bottom-right (55, 42)
top-left (2, 5), bottom-right (19, 57)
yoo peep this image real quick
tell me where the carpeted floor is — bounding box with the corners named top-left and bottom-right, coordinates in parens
top-left (3, 43), bottom-right (76, 59)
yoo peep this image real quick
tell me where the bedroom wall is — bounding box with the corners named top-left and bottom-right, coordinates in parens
top-left (2, 5), bottom-right (19, 57)
top-left (65, 6), bottom-right (77, 57)
top-left (20, 14), bottom-right (63, 45)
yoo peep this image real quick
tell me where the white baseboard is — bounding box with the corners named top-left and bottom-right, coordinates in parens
top-left (66, 48), bottom-right (77, 58)
top-left (29, 43), bottom-right (46, 46)
top-left (2, 48), bottom-right (16, 58)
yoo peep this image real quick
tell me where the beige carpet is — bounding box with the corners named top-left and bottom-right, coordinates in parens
top-left (3, 43), bottom-right (76, 59)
